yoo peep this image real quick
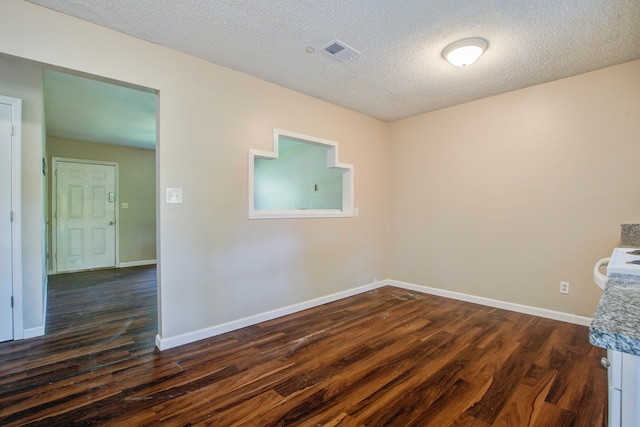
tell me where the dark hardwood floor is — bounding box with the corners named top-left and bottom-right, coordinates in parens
top-left (0, 267), bottom-right (607, 426)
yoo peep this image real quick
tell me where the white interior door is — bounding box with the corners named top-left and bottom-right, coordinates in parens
top-left (55, 160), bottom-right (117, 273)
top-left (0, 102), bottom-right (13, 341)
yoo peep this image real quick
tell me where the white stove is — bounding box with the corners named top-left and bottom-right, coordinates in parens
top-left (606, 248), bottom-right (640, 277)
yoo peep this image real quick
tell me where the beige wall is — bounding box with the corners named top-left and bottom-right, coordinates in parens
top-left (389, 60), bottom-right (640, 317)
top-left (0, 1), bottom-right (389, 340)
top-left (0, 56), bottom-right (46, 332)
top-left (47, 137), bottom-right (156, 265)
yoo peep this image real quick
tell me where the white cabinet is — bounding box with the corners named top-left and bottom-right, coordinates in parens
top-left (606, 349), bottom-right (640, 427)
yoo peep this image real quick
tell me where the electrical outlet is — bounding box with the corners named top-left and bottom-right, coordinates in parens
top-left (560, 281), bottom-right (570, 294)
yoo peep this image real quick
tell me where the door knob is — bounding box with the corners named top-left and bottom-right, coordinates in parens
top-left (109, 221), bottom-right (114, 225)
top-left (600, 357), bottom-right (610, 370)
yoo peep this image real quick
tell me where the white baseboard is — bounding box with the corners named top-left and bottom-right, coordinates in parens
top-left (23, 326), bottom-right (45, 339)
top-left (155, 278), bottom-right (593, 351)
top-left (155, 280), bottom-right (386, 351)
top-left (387, 279), bottom-right (593, 326)
top-left (118, 259), bottom-right (157, 268)
top-left (48, 259), bottom-right (156, 274)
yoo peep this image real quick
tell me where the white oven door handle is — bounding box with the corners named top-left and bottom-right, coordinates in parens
top-left (593, 257), bottom-right (610, 290)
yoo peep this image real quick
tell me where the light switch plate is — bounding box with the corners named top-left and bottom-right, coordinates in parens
top-left (166, 188), bottom-right (183, 204)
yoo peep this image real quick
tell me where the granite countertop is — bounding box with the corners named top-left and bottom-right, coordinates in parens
top-left (589, 274), bottom-right (640, 356)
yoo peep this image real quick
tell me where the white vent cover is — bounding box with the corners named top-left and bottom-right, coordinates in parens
top-left (321, 39), bottom-right (361, 61)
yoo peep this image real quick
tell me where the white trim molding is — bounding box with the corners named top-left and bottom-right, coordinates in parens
top-left (155, 280), bottom-right (384, 351)
top-left (23, 326), bottom-right (45, 339)
top-left (248, 128), bottom-right (354, 219)
top-left (155, 278), bottom-right (593, 351)
top-left (387, 280), bottom-right (593, 326)
top-left (118, 259), bottom-right (157, 268)
top-left (0, 95), bottom-right (23, 340)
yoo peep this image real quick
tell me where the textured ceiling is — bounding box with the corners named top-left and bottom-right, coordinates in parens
top-left (43, 70), bottom-right (157, 150)
top-left (30, 0), bottom-right (640, 122)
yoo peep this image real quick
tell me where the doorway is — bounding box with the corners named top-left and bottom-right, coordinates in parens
top-left (43, 69), bottom-right (157, 341)
top-left (0, 56), bottom-right (158, 343)
top-left (52, 158), bottom-right (119, 273)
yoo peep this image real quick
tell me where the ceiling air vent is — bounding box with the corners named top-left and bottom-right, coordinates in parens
top-left (321, 39), bottom-right (360, 61)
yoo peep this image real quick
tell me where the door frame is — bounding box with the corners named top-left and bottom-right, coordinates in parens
top-left (51, 157), bottom-right (120, 274)
top-left (0, 95), bottom-right (23, 340)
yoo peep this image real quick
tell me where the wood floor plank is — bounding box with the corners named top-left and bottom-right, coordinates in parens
top-left (489, 364), bottom-right (558, 426)
top-left (452, 413), bottom-right (492, 427)
top-left (0, 266), bottom-right (607, 426)
top-left (323, 411), bottom-right (367, 427)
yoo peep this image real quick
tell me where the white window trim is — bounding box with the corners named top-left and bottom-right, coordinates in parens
top-left (249, 129), bottom-right (354, 219)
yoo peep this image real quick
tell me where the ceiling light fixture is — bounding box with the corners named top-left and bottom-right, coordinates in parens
top-left (442, 38), bottom-right (488, 67)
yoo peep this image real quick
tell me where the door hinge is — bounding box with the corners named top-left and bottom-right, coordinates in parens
top-left (10, 211), bottom-right (13, 223)
top-left (10, 296), bottom-right (13, 308)
top-left (10, 125), bottom-right (14, 136)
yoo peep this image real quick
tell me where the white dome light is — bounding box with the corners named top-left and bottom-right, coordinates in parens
top-left (442, 38), bottom-right (488, 67)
